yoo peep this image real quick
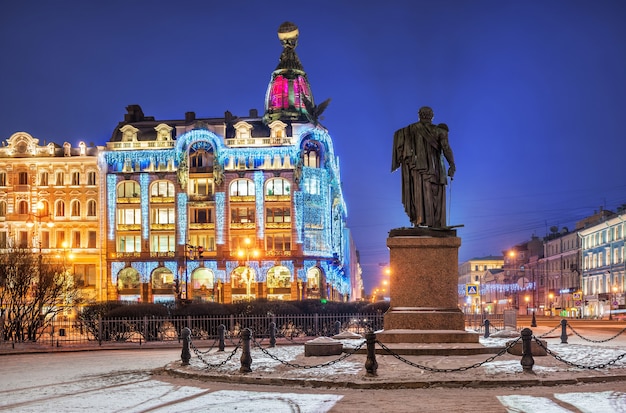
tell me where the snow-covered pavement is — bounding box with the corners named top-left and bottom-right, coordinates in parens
top-left (1, 325), bottom-right (626, 412)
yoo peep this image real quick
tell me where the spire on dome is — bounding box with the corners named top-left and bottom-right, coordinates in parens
top-left (264, 22), bottom-right (330, 126)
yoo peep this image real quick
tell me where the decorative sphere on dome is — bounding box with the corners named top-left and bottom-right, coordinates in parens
top-left (277, 22), bottom-right (299, 47)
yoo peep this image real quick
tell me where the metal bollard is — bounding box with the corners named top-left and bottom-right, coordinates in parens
top-left (364, 332), bottom-right (378, 376)
top-left (335, 320), bottom-right (342, 335)
top-left (218, 324), bottom-right (225, 352)
top-left (269, 322), bottom-right (276, 348)
top-left (181, 327), bottom-right (191, 366)
top-left (483, 319), bottom-right (490, 338)
top-left (560, 319), bottom-right (568, 344)
top-left (240, 328), bottom-right (252, 373)
top-left (520, 328), bottom-right (534, 373)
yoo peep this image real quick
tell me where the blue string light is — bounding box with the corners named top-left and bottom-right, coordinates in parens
top-left (107, 175), bottom-right (117, 240)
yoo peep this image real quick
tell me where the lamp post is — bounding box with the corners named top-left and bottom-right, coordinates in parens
top-left (26, 201), bottom-right (54, 255)
top-left (610, 285), bottom-right (618, 321)
top-left (184, 244), bottom-right (204, 301)
top-left (237, 237), bottom-right (259, 301)
top-left (26, 202), bottom-right (55, 274)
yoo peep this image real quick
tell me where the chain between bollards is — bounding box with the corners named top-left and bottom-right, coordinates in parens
top-left (181, 327), bottom-right (191, 366)
top-left (365, 331), bottom-right (378, 376)
top-left (520, 327), bottom-right (534, 373)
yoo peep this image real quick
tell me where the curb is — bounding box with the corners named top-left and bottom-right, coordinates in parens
top-left (163, 363), bottom-right (626, 389)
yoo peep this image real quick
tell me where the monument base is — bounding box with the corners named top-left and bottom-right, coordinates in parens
top-left (378, 230), bottom-right (480, 347)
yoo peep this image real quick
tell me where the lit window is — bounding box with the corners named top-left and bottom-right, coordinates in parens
top-left (150, 181), bottom-right (175, 198)
top-left (151, 207), bottom-right (175, 224)
top-left (266, 266), bottom-right (291, 288)
top-left (117, 208), bottom-right (141, 226)
top-left (265, 178), bottom-right (291, 196)
top-left (39, 172), bottom-right (49, 186)
top-left (87, 171), bottom-right (96, 185)
top-left (87, 200), bottom-right (97, 217)
top-left (70, 200), bottom-right (81, 217)
top-left (229, 179), bottom-right (255, 196)
top-left (118, 235), bottom-right (141, 252)
top-left (117, 181), bottom-right (140, 198)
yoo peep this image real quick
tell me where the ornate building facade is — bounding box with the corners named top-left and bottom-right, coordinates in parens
top-left (101, 22), bottom-right (353, 304)
top-left (0, 132), bottom-right (105, 302)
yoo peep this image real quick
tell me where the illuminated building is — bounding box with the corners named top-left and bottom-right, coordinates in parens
top-left (0, 132), bottom-right (105, 302)
top-left (102, 22), bottom-right (354, 303)
top-left (579, 211), bottom-right (625, 318)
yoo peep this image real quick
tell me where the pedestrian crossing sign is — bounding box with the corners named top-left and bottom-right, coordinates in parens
top-left (466, 284), bottom-right (479, 295)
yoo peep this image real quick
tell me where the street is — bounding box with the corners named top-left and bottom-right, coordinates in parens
top-left (1, 348), bottom-right (625, 412)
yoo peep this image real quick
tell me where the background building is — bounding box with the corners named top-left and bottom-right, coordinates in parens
top-left (0, 132), bottom-right (105, 305)
top-left (458, 256), bottom-right (504, 314)
top-left (579, 211), bottom-right (625, 318)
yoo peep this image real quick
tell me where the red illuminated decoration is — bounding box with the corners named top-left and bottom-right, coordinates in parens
top-left (263, 22), bottom-right (329, 126)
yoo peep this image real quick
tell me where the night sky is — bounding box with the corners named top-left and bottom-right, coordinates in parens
top-left (2, 1), bottom-right (625, 293)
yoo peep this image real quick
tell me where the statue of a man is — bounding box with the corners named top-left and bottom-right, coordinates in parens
top-left (391, 106), bottom-right (456, 228)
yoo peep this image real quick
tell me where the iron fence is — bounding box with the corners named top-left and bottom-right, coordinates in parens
top-left (2, 313), bottom-right (385, 346)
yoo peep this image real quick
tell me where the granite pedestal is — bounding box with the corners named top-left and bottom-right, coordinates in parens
top-left (376, 227), bottom-right (479, 346)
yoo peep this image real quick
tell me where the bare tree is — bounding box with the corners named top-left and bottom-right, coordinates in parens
top-left (0, 248), bottom-right (82, 342)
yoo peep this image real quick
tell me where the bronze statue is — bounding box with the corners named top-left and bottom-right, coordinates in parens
top-left (391, 106), bottom-right (456, 228)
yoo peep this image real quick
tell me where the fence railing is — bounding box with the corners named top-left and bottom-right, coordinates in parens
top-left (1, 313), bottom-right (386, 346)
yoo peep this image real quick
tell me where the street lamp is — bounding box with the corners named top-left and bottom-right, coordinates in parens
top-left (26, 201), bottom-right (54, 255)
top-left (610, 285), bottom-right (618, 321)
top-left (183, 244), bottom-right (204, 301)
top-left (237, 237), bottom-right (259, 301)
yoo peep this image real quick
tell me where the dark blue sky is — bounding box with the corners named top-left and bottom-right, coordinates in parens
top-left (2, 1), bottom-right (625, 293)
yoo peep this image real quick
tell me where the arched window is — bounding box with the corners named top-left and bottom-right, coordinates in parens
top-left (229, 179), bottom-right (255, 196)
top-left (0, 201), bottom-right (6, 217)
top-left (192, 268), bottom-right (214, 290)
top-left (117, 267), bottom-right (140, 289)
top-left (306, 267), bottom-right (322, 290)
top-left (150, 180), bottom-right (175, 198)
top-left (151, 267), bottom-right (174, 289)
top-left (87, 200), bottom-right (97, 217)
top-left (303, 141), bottom-right (321, 168)
top-left (70, 200), bottom-right (81, 217)
top-left (18, 200), bottom-right (29, 215)
top-left (231, 266), bottom-right (256, 288)
top-left (265, 178), bottom-right (291, 196)
top-left (266, 266), bottom-right (291, 288)
top-left (189, 147), bottom-right (214, 171)
top-left (55, 200), bottom-right (65, 217)
top-left (117, 180), bottom-right (140, 198)
top-left (38, 200), bottom-right (50, 216)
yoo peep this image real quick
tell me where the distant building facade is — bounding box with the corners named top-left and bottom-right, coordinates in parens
top-left (579, 213), bottom-right (625, 318)
top-left (0, 132), bottom-right (105, 304)
top-left (458, 256), bottom-right (503, 313)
